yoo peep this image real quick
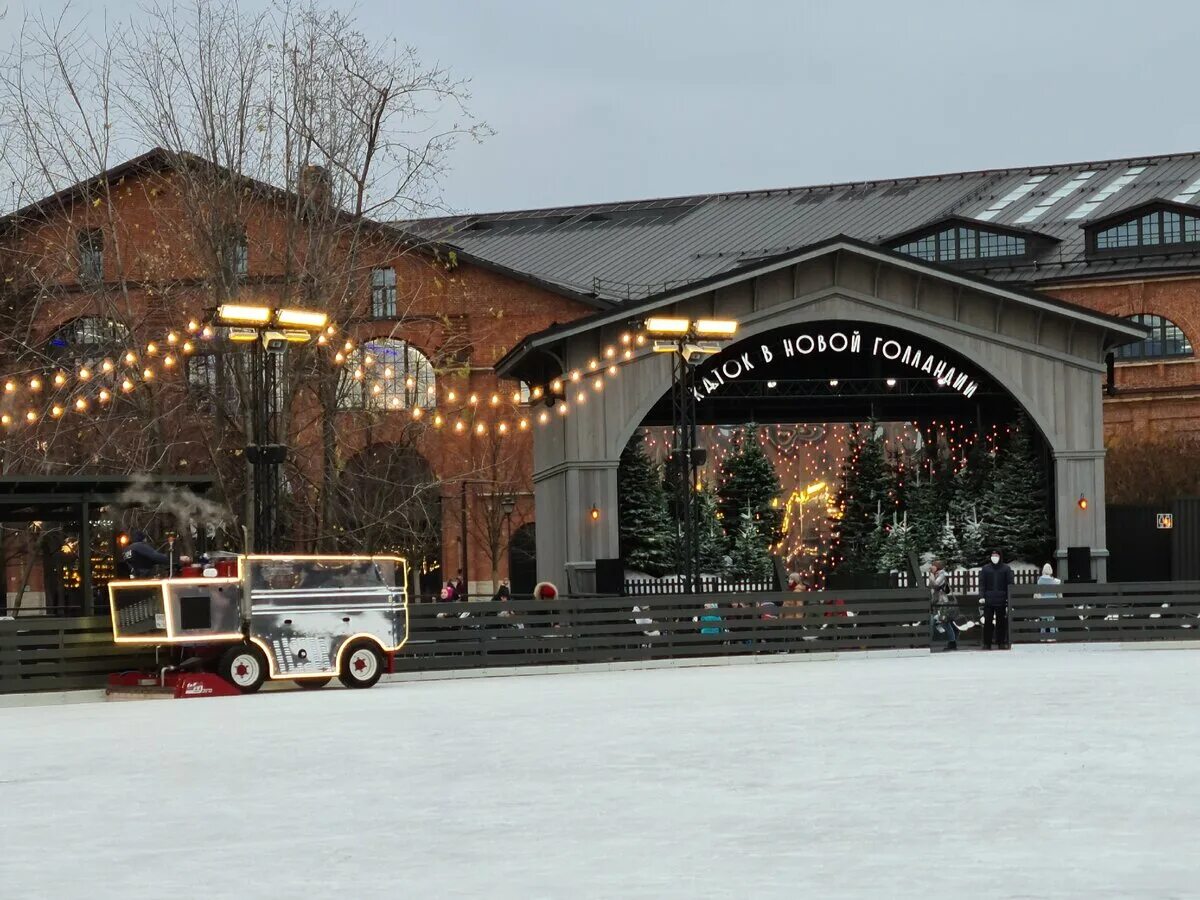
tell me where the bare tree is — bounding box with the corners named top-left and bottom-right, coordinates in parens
top-left (0, 1), bottom-right (489, 565)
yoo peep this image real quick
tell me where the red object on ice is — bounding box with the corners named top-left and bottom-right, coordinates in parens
top-left (172, 672), bottom-right (240, 699)
top-left (106, 670), bottom-right (241, 698)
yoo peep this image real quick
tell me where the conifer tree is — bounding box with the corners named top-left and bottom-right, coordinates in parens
top-left (716, 427), bottom-right (783, 548)
top-left (617, 432), bottom-right (675, 576)
top-left (879, 511), bottom-right (915, 572)
top-left (728, 508), bottom-right (773, 580)
top-left (694, 487), bottom-right (730, 576)
top-left (830, 423), bottom-right (892, 574)
top-left (935, 512), bottom-right (963, 569)
top-left (984, 417), bottom-right (1053, 562)
top-left (959, 505), bottom-right (986, 568)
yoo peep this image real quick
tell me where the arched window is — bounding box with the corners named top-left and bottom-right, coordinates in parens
top-left (1116, 314), bottom-right (1193, 360)
top-left (46, 317), bottom-right (130, 369)
top-left (339, 338), bottom-right (436, 410)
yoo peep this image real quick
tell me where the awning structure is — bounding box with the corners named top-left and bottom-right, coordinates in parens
top-left (0, 475), bottom-right (216, 616)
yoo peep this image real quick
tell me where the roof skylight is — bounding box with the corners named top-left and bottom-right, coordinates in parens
top-left (1014, 171), bottom-right (1097, 224)
top-left (976, 174), bottom-right (1048, 222)
top-left (1066, 166), bottom-right (1147, 221)
top-left (1172, 175), bottom-right (1200, 203)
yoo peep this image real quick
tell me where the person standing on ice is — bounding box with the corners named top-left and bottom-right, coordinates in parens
top-left (927, 560), bottom-right (957, 651)
top-left (980, 549), bottom-right (1014, 650)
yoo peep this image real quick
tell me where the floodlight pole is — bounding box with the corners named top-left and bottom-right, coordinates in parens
top-left (670, 343), bottom-right (701, 595)
top-left (247, 339), bottom-right (284, 553)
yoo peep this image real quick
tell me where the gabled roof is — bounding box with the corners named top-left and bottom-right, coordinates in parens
top-left (495, 236), bottom-right (1149, 377)
top-left (409, 149), bottom-right (1200, 302)
top-left (0, 147), bottom-right (608, 310)
top-left (882, 215), bottom-right (1059, 249)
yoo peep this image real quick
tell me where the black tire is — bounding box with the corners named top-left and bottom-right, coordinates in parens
top-left (338, 640), bottom-right (384, 689)
top-left (217, 643), bottom-right (268, 694)
top-left (295, 677), bottom-right (332, 690)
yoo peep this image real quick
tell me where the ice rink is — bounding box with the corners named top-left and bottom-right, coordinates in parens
top-left (2, 649), bottom-right (1198, 899)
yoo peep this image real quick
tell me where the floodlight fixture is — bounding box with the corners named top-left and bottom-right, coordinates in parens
top-left (694, 318), bottom-right (738, 338)
top-left (644, 317), bottom-right (691, 336)
top-left (275, 308), bottom-right (328, 330)
top-left (217, 304), bottom-right (273, 325)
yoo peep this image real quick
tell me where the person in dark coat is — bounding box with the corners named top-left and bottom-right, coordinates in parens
top-left (123, 531), bottom-right (188, 578)
top-left (979, 548), bottom-right (1015, 650)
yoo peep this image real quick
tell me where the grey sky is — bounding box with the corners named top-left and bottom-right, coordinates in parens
top-left (4, 1), bottom-right (1198, 215)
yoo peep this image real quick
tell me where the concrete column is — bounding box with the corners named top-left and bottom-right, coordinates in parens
top-left (533, 460), bottom-right (619, 590)
top-left (1053, 449), bottom-right (1108, 581)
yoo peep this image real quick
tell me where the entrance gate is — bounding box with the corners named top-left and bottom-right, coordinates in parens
top-left (497, 239), bottom-right (1144, 587)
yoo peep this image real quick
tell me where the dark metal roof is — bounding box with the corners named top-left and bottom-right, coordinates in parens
top-left (495, 236), bottom-right (1150, 378)
top-left (407, 150), bottom-right (1200, 302)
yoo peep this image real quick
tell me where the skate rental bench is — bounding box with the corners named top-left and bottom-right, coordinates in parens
top-left (106, 554), bottom-right (409, 698)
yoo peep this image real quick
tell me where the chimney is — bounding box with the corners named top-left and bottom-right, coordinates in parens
top-left (299, 164), bottom-right (332, 213)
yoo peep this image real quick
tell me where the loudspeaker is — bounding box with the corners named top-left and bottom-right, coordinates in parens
top-left (595, 558), bottom-right (624, 596)
top-left (1067, 546), bottom-right (1092, 583)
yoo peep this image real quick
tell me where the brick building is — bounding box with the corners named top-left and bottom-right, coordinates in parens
top-left (6, 147), bottom-right (1200, 609)
top-left (419, 150), bottom-right (1200, 514)
top-left (0, 150), bottom-right (599, 609)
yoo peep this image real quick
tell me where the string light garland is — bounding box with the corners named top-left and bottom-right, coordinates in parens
top-left (0, 319), bottom-right (653, 439)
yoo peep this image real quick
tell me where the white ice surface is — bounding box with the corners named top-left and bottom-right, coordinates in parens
top-left (2, 650), bottom-right (1199, 899)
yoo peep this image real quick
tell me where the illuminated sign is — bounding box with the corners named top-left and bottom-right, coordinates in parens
top-left (692, 328), bottom-right (980, 401)
top-left (1157, 513), bottom-right (1174, 530)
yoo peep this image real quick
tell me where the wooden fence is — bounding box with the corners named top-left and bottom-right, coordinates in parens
top-left (0, 616), bottom-right (157, 694)
top-left (1010, 582), bottom-right (1200, 644)
top-left (393, 589), bottom-right (931, 672)
top-left (6, 582), bottom-right (1200, 693)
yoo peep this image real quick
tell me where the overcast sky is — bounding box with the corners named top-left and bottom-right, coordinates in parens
top-left (4, 1), bottom-right (1199, 214)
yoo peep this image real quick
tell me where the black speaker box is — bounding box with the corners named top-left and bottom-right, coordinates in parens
top-left (595, 558), bottom-right (625, 595)
top-left (1066, 546), bottom-right (1092, 583)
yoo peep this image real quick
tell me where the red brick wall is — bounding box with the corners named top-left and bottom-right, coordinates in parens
top-left (1044, 277), bottom-right (1200, 440)
top-left (0, 164), bottom-right (594, 602)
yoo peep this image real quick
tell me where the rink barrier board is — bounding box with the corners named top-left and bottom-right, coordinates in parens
top-left (391, 589), bottom-right (931, 671)
top-left (1009, 582), bottom-right (1200, 644)
top-left (0, 615), bottom-right (157, 693)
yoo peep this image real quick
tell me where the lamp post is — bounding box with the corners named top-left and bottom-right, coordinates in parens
top-left (644, 316), bottom-right (739, 593)
top-left (211, 304), bottom-right (329, 552)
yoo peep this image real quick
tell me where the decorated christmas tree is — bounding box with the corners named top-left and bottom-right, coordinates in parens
top-left (984, 416), bottom-right (1053, 562)
top-left (727, 507), bottom-right (773, 581)
top-left (716, 427), bottom-right (783, 548)
top-left (617, 432), bottom-right (675, 576)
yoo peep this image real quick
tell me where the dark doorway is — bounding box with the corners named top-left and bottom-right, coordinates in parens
top-left (1107, 506), bottom-right (1172, 581)
top-left (509, 522), bottom-right (537, 594)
